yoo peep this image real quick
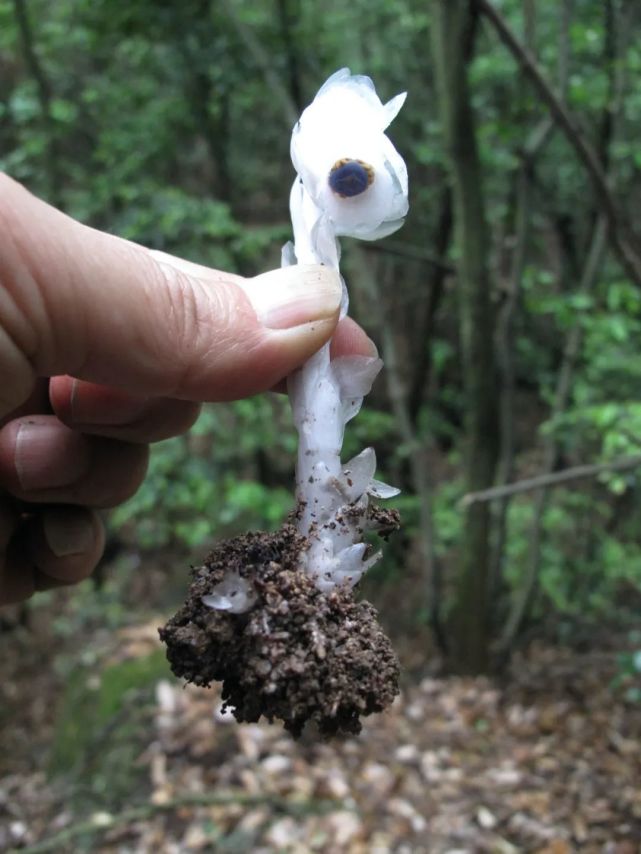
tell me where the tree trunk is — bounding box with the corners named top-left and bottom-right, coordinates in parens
top-left (431, 0), bottom-right (499, 673)
top-left (12, 0), bottom-right (63, 206)
top-left (275, 0), bottom-right (304, 111)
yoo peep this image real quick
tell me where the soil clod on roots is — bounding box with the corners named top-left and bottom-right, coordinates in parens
top-left (159, 524), bottom-right (400, 737)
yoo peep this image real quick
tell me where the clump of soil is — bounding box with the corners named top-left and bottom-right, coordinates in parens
top-left (159, 522), bottom-right (400, 737)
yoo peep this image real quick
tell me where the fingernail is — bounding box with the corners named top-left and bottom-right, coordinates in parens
top-left (240, 265), bottom-right (342, 330)
top-left (44, 508), bottom-right (95, 557)
top-left (365, 336), bottom-right (379, 358)
top-left (15, 420), bottom-right (91, 491)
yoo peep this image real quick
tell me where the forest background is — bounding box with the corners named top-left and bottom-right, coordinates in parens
top-left (2, 0), bottom-right (641, 850)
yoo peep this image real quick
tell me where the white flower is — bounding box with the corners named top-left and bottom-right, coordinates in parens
top-left (290, 68), bottom-right (408, 241)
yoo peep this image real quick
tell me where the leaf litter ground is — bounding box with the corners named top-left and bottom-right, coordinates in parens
top-left (1, 598), bottom-right (640, 852)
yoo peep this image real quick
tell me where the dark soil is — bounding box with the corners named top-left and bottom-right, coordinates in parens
top-left (159, 523), bottom-right (400, 737)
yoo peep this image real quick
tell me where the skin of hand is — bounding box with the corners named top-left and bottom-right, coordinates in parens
top-left (0, 173), bottom-right (377, 605)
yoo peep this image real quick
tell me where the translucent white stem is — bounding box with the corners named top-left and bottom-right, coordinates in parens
top-left (285, 180), bottom-right (398, 592)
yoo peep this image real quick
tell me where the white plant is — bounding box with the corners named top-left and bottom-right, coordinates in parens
top-left (204, 68), bottom-right (408, 610)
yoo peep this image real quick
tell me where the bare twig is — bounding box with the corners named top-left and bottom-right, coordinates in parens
top-left (462, 451), bottom-right (640, 508)
top-left (363, 239), bottom-right (454, 273)
top-left (475, 0), bottom-right (641, 288)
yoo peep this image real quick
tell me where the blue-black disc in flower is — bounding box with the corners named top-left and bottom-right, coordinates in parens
top-left (329, 158), bottom-right (375, 198)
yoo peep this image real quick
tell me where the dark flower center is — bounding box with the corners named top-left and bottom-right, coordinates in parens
top-left (328, 159), bottom-right (374, 197)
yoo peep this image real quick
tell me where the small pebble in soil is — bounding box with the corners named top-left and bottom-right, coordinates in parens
top-left (159, 523), bottom-right (400, 737)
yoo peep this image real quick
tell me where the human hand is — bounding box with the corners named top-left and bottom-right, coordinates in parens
top-left (0, 174), bottom-right (376, 604)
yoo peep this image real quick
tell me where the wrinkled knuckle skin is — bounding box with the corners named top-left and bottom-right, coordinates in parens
top-left (168, 275), bottom-right (195, 342)
top-left (0, 177), bottom-right (46, 415)
top-left (157, 265), bottom-right (204, 345)
top-left (154, 263), bottom-right (243, 397)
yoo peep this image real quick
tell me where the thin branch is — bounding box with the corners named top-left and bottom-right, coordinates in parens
top-left (363, 239), bottom-right (455, 273)
top-left (522, 116), bottom-right (554, 162)
top-left (475, 0), bottom-right (641, 289)
top-left (462, 451), bottom-right (641, 508)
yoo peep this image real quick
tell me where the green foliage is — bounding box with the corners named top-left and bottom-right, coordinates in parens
top-left (111, 399), bottom-right (296, 549)
top-left (49, 650), bottom-right (167, 810)
top-left (504, 493), bottom-right (641, 618)
top-left (45, 553), bottom-right (143, 650)
top-left (535, 277), bottom-right (641, 499)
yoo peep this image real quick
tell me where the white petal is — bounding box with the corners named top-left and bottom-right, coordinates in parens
top-left (383, 92), bottom-right (407, 128)
top-left (316, 67), bottom-right (351, 97)
top-left (331, 542), bottom-right (368, 587)
top-left (332, 355), bottom-right (382, 424)
top-left (362, 549), bottom-right (383, 573)
top-left (346, 217), bottom-right (406, 241)
top-left (312, 70), bottom-right (398, 133)
top-left (331, 355), bottom-right (382, 399)
top-left (342, 447), bottom-right (377, 501)
top-left (310, 211), bottom-right (341, 268)
top-left (382, 137), bottom-right (409, 199)
top-left (202, 572), bottom-right (256, 614)
top-left (339, 273), bottom-right (349, 319)
top-left (331, 543), bottom-right (382, 589)
top-left (341, 397), bottom-right (363, 423)
top-left (281, 240), bottom-right (296, 267)
top-left (368, 479), bottom-right (401, 499)
top-left (289, 178), bottom-right (340, 266)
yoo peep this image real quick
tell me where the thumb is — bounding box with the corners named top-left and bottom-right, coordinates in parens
top-left (0, 174), bottom-right (341, 413)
